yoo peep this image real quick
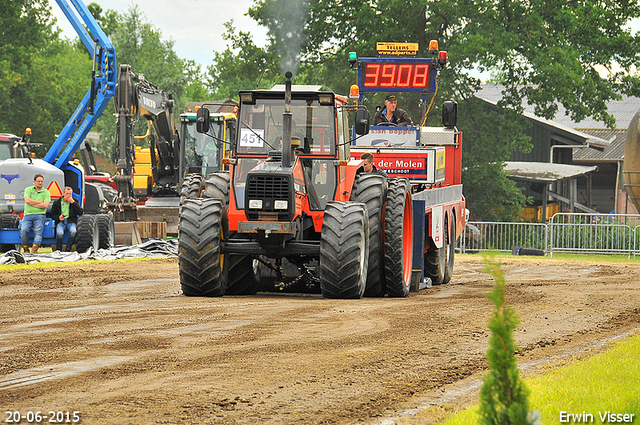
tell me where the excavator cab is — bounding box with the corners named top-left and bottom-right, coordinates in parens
top-left (181, 111), bottom-right (232, 176)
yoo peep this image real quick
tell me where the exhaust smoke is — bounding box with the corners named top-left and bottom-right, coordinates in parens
top-left (267, 0), bottom-right (308, 76)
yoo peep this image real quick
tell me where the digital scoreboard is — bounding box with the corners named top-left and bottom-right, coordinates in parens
top-left (357, 58), bottom-right (437, 93)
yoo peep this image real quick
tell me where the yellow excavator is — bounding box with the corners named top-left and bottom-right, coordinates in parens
top-left (104, 64), bottom-right (236, 235)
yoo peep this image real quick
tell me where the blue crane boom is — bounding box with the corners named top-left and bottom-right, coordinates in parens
top-left (43, 0), bottom-right (117, 168)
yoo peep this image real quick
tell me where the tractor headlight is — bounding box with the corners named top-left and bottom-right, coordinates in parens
top-left (274, 200), bottom-right (288, 210)
top-left (249, 199), bottom-right (263, 209)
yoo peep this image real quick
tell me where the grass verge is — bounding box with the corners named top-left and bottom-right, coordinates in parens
top-left (441, 332), bottom-right (640, 424)
top-left (0, 256), bottom-right (171, 272)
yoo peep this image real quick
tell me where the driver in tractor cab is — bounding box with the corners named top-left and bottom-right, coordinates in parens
top-left (373, 94), bottom-right (413, 126)
top-left (291, 136), bottom-right (304, 157)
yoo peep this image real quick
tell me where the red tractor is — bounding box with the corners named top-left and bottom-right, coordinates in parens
top-left (178, 72), bottom-right (414, 298)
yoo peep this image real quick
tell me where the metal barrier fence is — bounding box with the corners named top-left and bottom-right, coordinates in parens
top-left (458, 213), bottom-right (640, 258)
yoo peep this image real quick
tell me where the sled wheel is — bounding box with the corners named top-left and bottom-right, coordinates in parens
top-left (75, 214), bottom-right (99, 253)
top-left (180, 173), bottom-right (204, 204)
top-left (443, 215), bottom-right (455, 284)
top-left (351, 173), bottom-right (387, 297)
top-left (425, 216), bottom-right (448, 285)
top-left (384, 178), bottom-right (413, 297)
top-left (319, 202), bottom-right (369, 299)
top-left (96, 214), bottom-right (115, 249)
top-left (178, 198), bottom-right (227, 296)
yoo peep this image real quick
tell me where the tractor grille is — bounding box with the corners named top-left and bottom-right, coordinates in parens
top-left (247, 175), bottom-right (290, 201)
top-left (245, 174), bottom-right (293, 221)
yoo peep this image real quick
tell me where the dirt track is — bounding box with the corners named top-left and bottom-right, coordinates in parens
top-left (1, 255), bottom-right (639, 424)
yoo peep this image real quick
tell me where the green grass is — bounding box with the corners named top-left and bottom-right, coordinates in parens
top-left (458, 252), bottom-right (640, 263)
top-left (441, 333), bottom-right (640, 424)
top-left (0, 256), bottom-right (167, 272)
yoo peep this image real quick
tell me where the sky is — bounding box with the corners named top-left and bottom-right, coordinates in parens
top-left (51, 0), bottom-right (269, 69)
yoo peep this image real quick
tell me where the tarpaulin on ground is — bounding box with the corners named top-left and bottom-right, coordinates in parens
top-left (0, 239), bottom-right (178, 265)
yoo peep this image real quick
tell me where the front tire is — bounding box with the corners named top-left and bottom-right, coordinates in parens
top-left (178, 199), bottom-right (227, 296)
top-left (180, 173), bottom-right (204, 204)
top-left (319, 202), bottom-right (369, 299)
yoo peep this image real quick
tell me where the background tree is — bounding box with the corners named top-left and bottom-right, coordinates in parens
top-left (90, 4), bottom-right (194, 158)
top-left (207, 21), bottom-right (279, 99)
top-left (0, 0), bottom-right (79, 150)
top-left (210, 0), bottom-right (640, 220)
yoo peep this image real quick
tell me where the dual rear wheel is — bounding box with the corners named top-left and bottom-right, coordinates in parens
top-left (75, 213), bottom-right (115, 253)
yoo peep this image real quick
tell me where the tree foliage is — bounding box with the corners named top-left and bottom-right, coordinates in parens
top-left (0, 0), bottom-right (68, 147)
top-left (209, 0), bottom-right (640, 220)
top-left (1, 1), bottom-right (207, 163)
top-left (459, 100), bottom-right (533, 221)
top-left (207, 21), bottom-right (279, 99)
top-left (91, 4), bottom-right (192, 157)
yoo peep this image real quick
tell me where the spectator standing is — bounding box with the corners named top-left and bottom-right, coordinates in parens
top-left (21, 174), bottom-right (51, 253)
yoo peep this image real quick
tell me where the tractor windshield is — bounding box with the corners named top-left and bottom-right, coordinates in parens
top-left (0, 142), bottom-right (11, 160)
top-left (183, 119), bottom-right (224, 175)
top-left (237, 98), bottom-right (335, 156)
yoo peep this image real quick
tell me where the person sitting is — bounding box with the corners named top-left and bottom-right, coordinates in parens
top-left (50, 186), bottom-right (83, 252)
top-left (373, 94), bottom-right (413, 126)
top-left (291, 136), bottom-right (304, 157)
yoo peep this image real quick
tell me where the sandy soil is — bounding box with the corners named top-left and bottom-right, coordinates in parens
top-left (1, 255), bottom-right (639, 424)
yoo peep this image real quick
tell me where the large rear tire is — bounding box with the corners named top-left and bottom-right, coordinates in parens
top-left (96, 214), bottom-right (115, 249)
top-left (178, 199), bottom-right (227, 296)
top-left (319, 202), bottom-right (369, 299)
top-left (180, 173), bottom-right (204, 204)
top-left (225, 235), bottom-right (261, 295)
top-left (351, 173), bottom-right (387, 297)
top-left (384, 178), bottom-right (413, 298)
top-left (75, 214), bottom-right (99, 253)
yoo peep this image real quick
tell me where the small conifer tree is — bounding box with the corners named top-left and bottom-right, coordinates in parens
top-left (478, 254), bottom-right (534, 425)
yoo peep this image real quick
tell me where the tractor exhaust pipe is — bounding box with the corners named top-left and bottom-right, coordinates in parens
top-left (282, 71), bottom-right (293, 168)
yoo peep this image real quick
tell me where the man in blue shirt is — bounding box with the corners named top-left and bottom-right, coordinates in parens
top-left (21, 174), bottom-right (51, 253)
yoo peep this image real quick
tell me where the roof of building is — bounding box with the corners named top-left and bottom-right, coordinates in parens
top-left (504, 161), bottom-right (598, 183)
top-left (475, 85), bottom-right (611, 148)
top-left (476, 84), bottom-right (640, 129)
top-left (572, 128), bottom-right (626, 163)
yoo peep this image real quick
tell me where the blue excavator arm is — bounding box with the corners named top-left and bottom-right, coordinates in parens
top-left (43, 0), bottom-right (117, 168)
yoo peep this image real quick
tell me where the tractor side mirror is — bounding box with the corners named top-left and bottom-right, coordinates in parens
top-left (442, 100), bottom-right (457, 128)
top-left (354, 108), bottom-right (370, 135)
top-left (196, 107), bottom-right (211, 133)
